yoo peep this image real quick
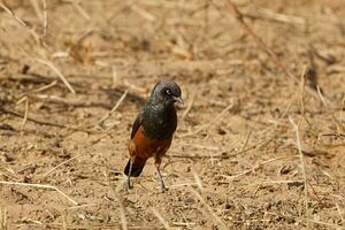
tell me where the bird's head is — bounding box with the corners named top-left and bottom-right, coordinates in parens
top-left (149, 80), bottom-right (183, 106)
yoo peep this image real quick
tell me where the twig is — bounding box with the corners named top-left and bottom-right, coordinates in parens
top-left (0, 107), bottom-right (94, 133)
top-left (299, 65), bottom-right (307, 116)
top-left (0, 1), bottom-right (43, 45)
top-left (223, 0), bottom-right (323, 102)
top-left (131, 4), bottom-right (156, 21)
top-left (225, 0), bottom-right (291, 76)
top-left (73, 1), bottom-right (91, 21)
top-left (169, 183), bottom-right (198, 188)
top-left (336, 203), bottom-right (344, 223)
top-left (63, 0), bottom-right (90, 21)
top-left (306, 219), bottom-right (344, 229)
top-left (41, 154), bottom-right (81, 178)
top-left (32, 80), bottom-right (57, 93)
top-left (179, 143), bottom-right (220, 151)
top-left (169, 153), bottom-right (228, 159)
top-left (172, 222), bottom-right (196, 226)
top-left (89, 121), bottom-right (121, 145)
top-left (190, 188), bottom-right (228, 230)
top-left (1, 107), bottom-right (64, 128)
top-left (42, 0), bottom-right (48, 36)
top-left (119, 198), bottom-right (128, 230)
top-left (98, 89), bottom-right (128, 126)
top-left (15, 223), bottom-right (160, 229)
top-left (182, 91), bottom-right (195, 120)
top-left (0, 208), bottom-right (7, 230)
top-left (29, 0), bottom-right (43, 22)
top-left (223, 157), bottom-right (291, 180)
top-left (61, 209), bottom-right (68, 230)
top-left (151, 208), bottom-right (171, 230)
top-left (0, 2), bottom-right (28, 26)
top-left (36, 59), bottom-right (76, 94)
top-left (191, 168), bottom-right (203, 191)
top-left (246, 7), bottom-right (306, 25)
top-left (239, 130), bottom-right (251, 152)
top-left (112, 66), bottom-right (118, 87)
top-left (317, 85), bottom-right (328, 107)
top-left (289, 117), bottom-right (309, 229)
top-left (0, 181), bottom-right (78, 205)
top-left (67, 204), bottom-right (98, 210)
top-left (30, 94), bottom-right (111, 109)
top-left (21, 97), bottom-right (29, 129)
top-left (241, 180), bottom-right (304, 186)
top-left (181, 101), bottom-right (233, 137)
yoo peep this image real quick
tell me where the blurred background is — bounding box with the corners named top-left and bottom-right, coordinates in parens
top-left (0, 0), bottom-right (344, 229)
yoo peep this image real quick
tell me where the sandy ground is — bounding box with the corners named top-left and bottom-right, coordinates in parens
top-left (0, 0), bottom-right (345, 229)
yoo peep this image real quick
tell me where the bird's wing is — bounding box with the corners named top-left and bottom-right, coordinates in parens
top-left (130, 110), bottom-right (144, 139)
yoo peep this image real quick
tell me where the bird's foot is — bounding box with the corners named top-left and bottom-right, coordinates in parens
top-left (160, 184), bottom-right (168, 193)
top-left (124, 177), bottom-right (133, 191)
top-left (154, 164), bottom-right (167, 193)
top-left (159, 180), bottom-right (168, 193)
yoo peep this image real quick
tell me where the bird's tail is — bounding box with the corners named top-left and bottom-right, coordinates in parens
top-left (124, 157), bottom-right (147, 177)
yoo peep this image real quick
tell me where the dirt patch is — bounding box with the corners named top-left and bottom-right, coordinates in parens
top-left (0, 0), bottom-right (345, 229)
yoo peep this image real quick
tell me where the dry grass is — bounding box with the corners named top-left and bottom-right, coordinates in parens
top-left (0, 0), bottom-right (345, 229)
top-left (0, 207), bottom-right (8, 230)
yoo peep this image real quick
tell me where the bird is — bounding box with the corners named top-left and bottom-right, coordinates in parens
top-left (124, 80), bottom-right (183, 192)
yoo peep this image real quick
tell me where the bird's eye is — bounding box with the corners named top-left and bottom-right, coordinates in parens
top-left (165, 89), bottom-right (172, 95)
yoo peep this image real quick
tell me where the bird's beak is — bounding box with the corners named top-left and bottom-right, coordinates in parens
top-left (173, 96), bottom-right (184, 105)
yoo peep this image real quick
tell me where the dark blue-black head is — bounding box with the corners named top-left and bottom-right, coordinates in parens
top-left (149, 80), bottom-right (183, 106)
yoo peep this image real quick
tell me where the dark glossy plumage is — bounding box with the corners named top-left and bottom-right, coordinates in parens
top-left (123, 80), bottom-right (182, 191)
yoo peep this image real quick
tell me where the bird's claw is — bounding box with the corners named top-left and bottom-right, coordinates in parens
top-left (160, 184), bottom-right (168, 193)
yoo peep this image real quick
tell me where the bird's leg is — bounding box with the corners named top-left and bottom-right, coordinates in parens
top-left (126, 156), bottom-right (135, 190)
top-left (154, 158), bottom-right (166, 192)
